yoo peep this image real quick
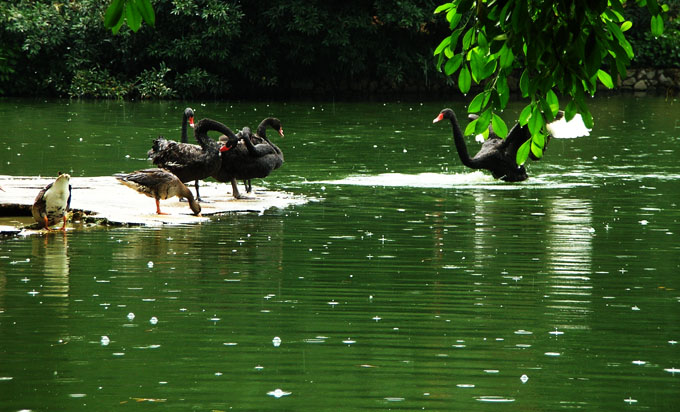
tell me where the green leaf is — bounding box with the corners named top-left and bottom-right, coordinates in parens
top-left (433, 36), bottom-right (451, 56)
top-left (651, 14), bottom-right (664, 37)
top-left (516, 139), bottom-right (531, 165)
top-left (434, 3), bottom-right (453, 14)
top-left (499, 45), bottom-right (514, 69)
top-left (444, 54), bottom-right (463, 75)
top-left (519, 69), bottom-right (529, 97)
top-left (475, 109), bottom-right (492, 135)
top-left (104, 0), bottom-right (125, 29)
top-left (468, 92), bottom-right (486, 113)
top-left (565, 100), bottom-right (577, 122)
top-left (464, 118), bottom-right (477, 136)
top-left (458, 66), bottom-right (471, 94)
top-left (492, 114), bottom-right (508, 138)
top-left (531, 139), bottom-right (544, 159)
top-left (497, 75), bottom-right (509, 109)
top-left (125, 0), bottom-right (142, 32)
top-left (528, 105), bottom-right (544, 136)
top-left (532, 132), bottom-right (545, 151)
top-left (519, 104), bottom-right (532, 126)
top-left (470, 48), bottom-right (483, 82)
top-left (135, 0), bottom-right (155, 26)
top-left (546, 89), bottom-right (559, 116)
top-left (448, 11), bottom-right (462, 29)
top-left (597, 69), bottom-right (614, 88)
top-left (584, 33), bottom-right (602, 78)
top-left (462, 28), bottom-right (475, 50)
top-left (621, 21), bottom-right (633, 32)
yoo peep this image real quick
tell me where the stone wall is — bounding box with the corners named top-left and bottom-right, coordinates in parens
top-left (619, 68), bottom-right (680, 91)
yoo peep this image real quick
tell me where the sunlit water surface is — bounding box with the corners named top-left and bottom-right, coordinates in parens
top-left (1, 96), bottom-right (679, 411)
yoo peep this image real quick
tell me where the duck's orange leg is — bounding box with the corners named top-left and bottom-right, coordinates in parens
top-left (43, 216), bottom-right (52, 231)
top-left (155, 199), bottom-right (168, 215)
top-left (59, 215), bottom-right (67, 231)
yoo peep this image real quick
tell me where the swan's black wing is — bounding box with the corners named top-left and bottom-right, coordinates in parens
top-left (500, 123), bottom-right (531, 157)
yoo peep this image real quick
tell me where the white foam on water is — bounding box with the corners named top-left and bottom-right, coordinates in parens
top-left (309, 172), bottom-right (593, 190)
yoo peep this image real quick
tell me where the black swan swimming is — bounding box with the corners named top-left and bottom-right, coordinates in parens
top-left (32, 172), bottom-right (72, 231)
top-left (213, 117), bottom-right (284, 198)
top-left (147, 118), bottom-right (239, 201)
top-left (115, 168), bottom-right (201, 215)
top-left (433, 108), bottom-right (588, 182)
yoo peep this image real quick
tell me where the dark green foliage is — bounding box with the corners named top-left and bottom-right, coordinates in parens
top-left (434, 0), bottom-right (670, 165)
top-left (0, 0), bottom-right (449, 99)
top-left (0, 0), bottom-right (677, 102)
top-left (627, 0), bottom-right (680, 68)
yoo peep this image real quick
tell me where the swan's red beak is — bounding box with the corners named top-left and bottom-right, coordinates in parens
top-left (278, 128), bottom-right (284, 137)
top-left (433, 113), bottom-right (444, 123)
top-left (219, 145), bottom-right (231, 152)
top-left (189, 116), bottom-right (195, 128)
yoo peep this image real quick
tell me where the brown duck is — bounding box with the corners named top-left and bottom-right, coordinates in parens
top-left (116, 168), bottom-right (201, 215)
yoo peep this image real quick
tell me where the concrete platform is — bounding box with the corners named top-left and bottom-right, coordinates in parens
top-left (0, 175), bottom-right (308, 234)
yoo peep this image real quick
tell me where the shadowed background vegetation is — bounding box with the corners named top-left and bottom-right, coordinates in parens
top-left (0, 0), bottom-right (678, 99)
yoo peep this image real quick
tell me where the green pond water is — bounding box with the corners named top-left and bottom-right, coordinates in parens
top-left (1, 96), bottom-right (679, 411)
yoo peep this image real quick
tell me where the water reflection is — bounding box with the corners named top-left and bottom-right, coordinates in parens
top-left (545, 197), bottom-right (593, 330)
top-left (32, 233), bottom-right (70, 300)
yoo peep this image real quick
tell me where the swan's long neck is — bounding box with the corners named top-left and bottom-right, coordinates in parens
top-left (181, 113), bottom-right (189, 143)
top-left (446, 112), bottom-right (479, 169)
top-left (194, 119), bottom-right (235, 150)
top-left (241, 132), bottom-right (260, 156)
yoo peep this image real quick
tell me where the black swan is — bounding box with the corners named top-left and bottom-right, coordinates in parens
top-left (433, 108), bottom-right (588, 182)
top-left (116, 168), bottom-right (201, 215)
top-left (213, 117), bottom-right (284, 198)
top-left (32, 172), bottom-right (72, 231)
top-left (147, 118), bottom-right (239, 201)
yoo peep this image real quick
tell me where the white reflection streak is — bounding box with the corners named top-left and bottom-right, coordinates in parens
top-left (546, 198), bottom-right (593, 327)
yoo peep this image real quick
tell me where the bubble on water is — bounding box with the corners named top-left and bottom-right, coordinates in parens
top-left (457, 384), bottom-right (475, 388)
top-left (639, 220), bottom-right (649, 225)
top-left (127, 312), bottom-right (135, 320)
top-left (149, 317), bottom-right (158, 325)
top-left (69, 394), bottom-right (87, 398)
top-left (545, 352), bottom-right (561, 357)
top-left (267, 389), bottom-right (291, 398)
top-left (632, 360), bottom-right (647, 365)
top-left (384, 397), bottom-right (405, 402)
top-left (624, 397), bottom-right (638, 404)
top-left (520, 374), bottom-right (529, 383)
top-left (272, 336), bottom-right (281, 347)
top-left (147, 261), bottom-right (154, 268)
top-left (664, 367), bottom-right (680, 374)
top-left (100, 336), bottom-right (110, 346)
top-left (343, 338), bottom-right (356, 344)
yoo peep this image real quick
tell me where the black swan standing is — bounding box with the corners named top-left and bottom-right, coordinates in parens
top-left (32, 172), bottom-right (72, 231)
top-left (213, 117), bottom-right (285, 198)
top-left (147, 118), bottom-right (239, 201)
top-left (116, 168), bottom-right (201, 215)
top-left (433, 108), bottom-right (589, 182)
